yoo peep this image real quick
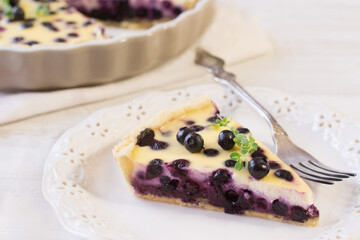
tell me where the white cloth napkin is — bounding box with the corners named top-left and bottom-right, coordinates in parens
top-left (0, 1), bottom-right (272, 125)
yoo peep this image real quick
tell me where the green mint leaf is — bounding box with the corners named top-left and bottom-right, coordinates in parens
top-left (249, 133), bottom-right (255, 141)
top-left (230, 152), bottom-right (241, 161)
top-left (241, 137), bottom-right (249, 145)
top-left (5, 8), bottom-right (12, 17)
top-left (233, 139), bottom-right (241, 146)
top-left (240, 149), bottom-right (248, 155)
top-left (235, 160), bottom-right (243, 171)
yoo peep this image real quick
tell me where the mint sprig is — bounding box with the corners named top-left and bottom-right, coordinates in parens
top-left (36, 2), bottom-right (50, 16)
top-left (211, 115), bottom-right (232, 127)
top-left (1, 0), bottom-right (13, 18)
top-left (213, 116), bottom-right (258, 171)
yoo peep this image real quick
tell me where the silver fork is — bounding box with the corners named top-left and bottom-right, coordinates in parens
top-left (195, 48), bottom-right (356, 185)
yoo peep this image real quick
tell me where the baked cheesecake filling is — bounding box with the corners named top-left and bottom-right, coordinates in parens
top-left (0, 0), bottom-right (107, 46)
top-left (67, 0), bottom-right (198, 23)
top-left (129, 102), bottom-right (319, 223)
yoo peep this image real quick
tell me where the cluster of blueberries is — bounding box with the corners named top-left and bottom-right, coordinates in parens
top-left (175, 122), bottom-right (276, 180)
top-left (78, 0), bottom-right (183, 22)
top-left (136, 151), bottom-right (311, 222)
top-left (136, 115), bottom-right (294, 182)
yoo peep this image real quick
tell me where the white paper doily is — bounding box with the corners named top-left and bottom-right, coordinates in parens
top-left (42, 84), bottom-right (360, 240)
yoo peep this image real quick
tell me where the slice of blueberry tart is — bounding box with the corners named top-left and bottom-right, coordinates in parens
top-left (113, 96), bottom-right (319, 226)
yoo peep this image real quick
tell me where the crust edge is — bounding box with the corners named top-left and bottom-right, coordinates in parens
top-left (136, 193), bottom-right (319, 227)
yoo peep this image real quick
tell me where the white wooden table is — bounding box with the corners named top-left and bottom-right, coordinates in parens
top-left (1, 0), bottom-right (360, 239)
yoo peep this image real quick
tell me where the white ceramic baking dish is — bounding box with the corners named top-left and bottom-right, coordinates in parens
top-left (0, 0), bottom-right (213, 90)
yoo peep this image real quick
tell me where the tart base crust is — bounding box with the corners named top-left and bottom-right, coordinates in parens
top-left (136, 193), bottom-right (319, 227)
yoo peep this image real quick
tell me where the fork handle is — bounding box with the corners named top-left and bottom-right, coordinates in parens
top-left (212, 67), bottom-right (288, 151)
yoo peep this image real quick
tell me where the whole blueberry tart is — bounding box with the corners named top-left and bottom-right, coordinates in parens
top-left (113, 96), bottom-right (319, 226)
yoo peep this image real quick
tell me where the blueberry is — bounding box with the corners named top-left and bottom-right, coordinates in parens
top-left (254, 198), bottom-right (268, 211)
top-left (42, 21), bottom-right (53, 27)
top-left (272, 199), bottom-right (288, 216)
top-left (136, 128), bottom-right (155, 146)
top-left (290, 206), bottom-right (307, 222)
top-left (162, 1), bottom-right (173, 9)
top-left (251, 148), bottom-right (267, 159)
top-left (67, 33), bottom-right (79, 38)
top-left (54, 38), bottom-right (66, 43)
top-left (224, 189), bottom-right (238, 203)
top-left (152, 8), bottom-right (162, 20)
top-left (176, 127), bottom-right (192, 145)
top-left (237, 127), bottom-right (250, 134)
top-left (160, 176), bottom-right (179, 192)
top-left (12, 6), bottom-right (25, 21)
top-left (212, 169), bottom-right (231, 185)
top-left (20, 22), bottom-right (33, 29)
top-left (224, 159), bottom-right (236, 168)
top-left (218, 130), bottom-right (235, 150)
top-left (186, 120), bottom-right (195, 125)
top-left (238, 196), bottom-right (251, 210)
top-left (171, 159), bottom-right (189, 177)
top-left (184, 132), bottom-right (204, 153)
top-left (83, 21), bottom-right (93, 27)
top-left (274, 169), bottom-right (293, 181)
top-left (182, 180), bottom-right (200, 194)
top-left (224, 202), bottom-right (241, 214)
top-left (135, 7), bottom-right (148, 18)
top-left (146, 159), bottom-right (163, 179)
top-left (160, 176), bottom-right (171, 184)
top-left (207, 115), bottom-right (220, 123)
top-left (48, 26), bottom-right (59, 32)
top-left (248, 157), bottom-right (270, 179)
top-left (12, 36), bottom-right (24, 43)
top-left (0, 27), bottom-right (5, 32)
top-left (173, 7), bottom-right (182, 16)
top-left (173, 159), bottom-right (190, 170)
top-left (136, 171), bottom-right (146, 180)
top-left (189, 125), bottom-right (204, 132)
top-left (203, 148), bottom-right (219, 157)
top-left (243, 189), bottom-right (253, 200)
top-left (9, 0), bottom-right (19, 7)
top-left (151, 141), bottom-right (168, 150)
top-left (24, 41), bottom-right (39, 46)
top-left (269, 161), bottom-right (281, 170)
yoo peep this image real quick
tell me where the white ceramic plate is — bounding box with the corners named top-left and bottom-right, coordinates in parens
top-left (0, 0), bottom-right (213, 90)
top-left (42, 84), bottom-right (360, 240)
